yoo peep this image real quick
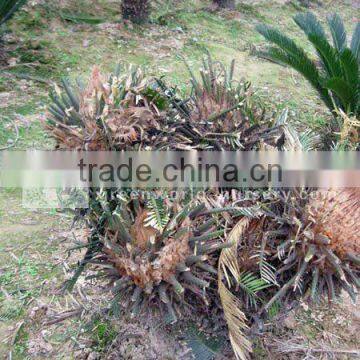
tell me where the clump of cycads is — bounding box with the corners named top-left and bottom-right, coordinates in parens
top-left (157, 53), bottom-right (286, 150)
top-left (46, 56), bottom-right (287, 152)
top-left (229, 189), bottom-right (360, 314)
top-left (46, 65), bottom-right (167, 150)
top-left (88, 191), bottom-right (232, 322)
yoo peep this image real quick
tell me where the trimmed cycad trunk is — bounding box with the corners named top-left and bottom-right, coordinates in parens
top-left (213, 0), bottom-right (235, 9)
top-left (121, 0), bottom-right (150, 24)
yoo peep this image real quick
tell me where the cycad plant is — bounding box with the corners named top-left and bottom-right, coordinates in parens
top-left (156, 54), bottom-right (286, 150)
top-left (256, 12), bottom-right (360, 117)
top-left (227, 189), bottom-right (360, 312)
top-left (45, 60), bottom-right (293, 359)
top-left (216, 185), bottom-right (360, 359)
top-left (80, 191), bottom-right (232, 322)
top-left (47, 56), bottom-right (287, 151)
top-left (121, 0), bottom-right (150, 24)
top-left (46, 66), bottom-right (167, 150)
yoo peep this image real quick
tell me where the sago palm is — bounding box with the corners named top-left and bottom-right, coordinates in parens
top-left (256, 12), bottom-right (360, 117)
top-left (82, 191), bottom-right (232, 323)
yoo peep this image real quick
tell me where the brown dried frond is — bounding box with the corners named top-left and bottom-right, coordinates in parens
top-left (106, 107), bottom-right (160, 146)
top-left (46, 120), bottom-right (107, 150)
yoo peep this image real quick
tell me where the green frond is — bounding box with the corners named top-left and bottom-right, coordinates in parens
top-left (145, 196), bottom-right (170, 231)
top-left (325, 77), bottom-right (357, 113)
top-left (350, 23), bottom-right (360, 64)
top-left (340, 49), bottom-right (360, 91)
top-left (294, 12), bottom-right (327, 40)
top-left (264, 47), bottom-right (332, 108)
top-left (239, 271), bottom-right (272, 308)
top-left (327, 13), bottom-right (347, 52)
top-left (185, 324), bottom-right (223, 360)
top-left (257, 13), bottom-right (360, 116)
top-left (267, 301), bottom-right (281, 319)
top-left (256, 24), bottom-right (312, 59)
top-left (307, 33), bottom-right (342, 78)
top-left (0, 0), bottom-right (27, 26)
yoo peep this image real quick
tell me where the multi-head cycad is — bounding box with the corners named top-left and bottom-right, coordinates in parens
top-left (230, 188), bottom-right (360, 314)
top-left (156, 54), bottom-right (286, 150)
top-left (88, 192), bottom-right (232, 322)
top-left (46, 66), bottom-right (165, 150)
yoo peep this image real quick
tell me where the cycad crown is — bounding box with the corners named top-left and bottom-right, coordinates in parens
top-left (87, 192), bottom-right (231, 322)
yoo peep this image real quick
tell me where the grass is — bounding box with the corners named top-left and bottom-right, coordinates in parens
top-left (0, 189), bottom-right (82, 357)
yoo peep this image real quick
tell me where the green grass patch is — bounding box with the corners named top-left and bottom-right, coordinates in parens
top-left (236, 2), bottom-right (266, 20)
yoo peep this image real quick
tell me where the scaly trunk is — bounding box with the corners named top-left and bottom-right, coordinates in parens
top-left (121, 0), bottom-right (150, 24)
top-left (213, 0), bottom-right (235, 9)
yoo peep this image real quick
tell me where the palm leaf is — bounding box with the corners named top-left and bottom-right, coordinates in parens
top-left (294, 12), bottom-right (327, 40)
top-left (256, 24), bottom-right (313, 60)
top-left (279, 110), bottom-right (321, 150)
top-left (218, 281), bottom-right (251, 360)
top-left (325, 77), bottom-right (357, 113)
top-left (350, 22), bottom-right (360, 64)
top-left (293, 12), bottom-right (342, 78)
top-left (340, 49), bottom-right (359, 91)
top-left (257, 12), bottom-right (360, 116)
top-left (238, 271), bottom-right (272, 309)
top-left (185, 324), bottom-right (223, 360)
top-left (220, 218), bottom-right (250, 287)
top-left (327, 13), bottom-right (347, 52)
top-left (264, 46), bottom-right (332, 109)
top-left (259, 258), bottom-right (278, 286)
top-left (307, 33), bottom-right (342, 78)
